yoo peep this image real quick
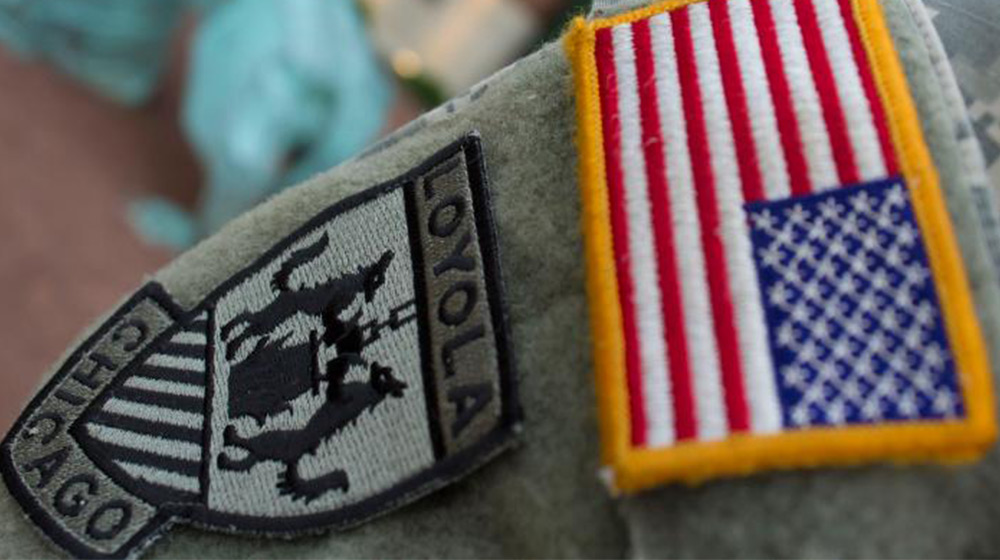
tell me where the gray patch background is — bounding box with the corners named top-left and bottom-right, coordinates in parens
top-left (207, 187), bottom-right (435, 517)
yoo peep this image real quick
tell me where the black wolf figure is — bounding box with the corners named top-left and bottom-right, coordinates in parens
top-left (217, 232), bottom-right (407, 502)
top-left (221, 232), bottom-right (394, 361)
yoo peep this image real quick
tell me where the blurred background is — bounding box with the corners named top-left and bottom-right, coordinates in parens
top-left (0, 0), bottom-right (997, 433)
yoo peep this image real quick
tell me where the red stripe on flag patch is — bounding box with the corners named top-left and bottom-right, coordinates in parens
top-left (751, 0), bottom-right (813, 196)
top-left (709, 0), bottom-right (766, 203)
top-left (633, 18), bottom-right (698, 442)
top-left (672, 7), bottom-right (750, 435)
top-left (596, 27), bottom-right (649, 446)
top-left (793, 0), bottom-right (860, 185)
top-left (835, 0), bottom-right (899, 176)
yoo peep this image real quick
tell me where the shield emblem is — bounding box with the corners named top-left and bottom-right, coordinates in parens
top-left (1, 134), bottom-right (519, 558)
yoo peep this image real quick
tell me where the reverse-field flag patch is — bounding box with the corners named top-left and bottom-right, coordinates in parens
top-left (0, 134), bottom-right (519, 559)
top-left (567, 0), bottom-right (997, 492)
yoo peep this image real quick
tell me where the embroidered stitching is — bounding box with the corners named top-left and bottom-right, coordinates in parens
top-left (567, 0), bottom-right (996, 493)
top-left (748, 179), bottom-right (963, 427)
top-left (0, 134), bottom-right (521, 559)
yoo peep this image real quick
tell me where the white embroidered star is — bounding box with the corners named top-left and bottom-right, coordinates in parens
top-left (880, 307), bottom-right (900, 332)
top-left (769, 282), bottom-right (792, 308)
top-left (914, 300), bottom-right (937, 327)
top-left (871, 268), bottom-right (891, 292)
top-left (818, 198), bottom-right (842, 221)
top-left (777, 322), bottom-right (799, 349)
top-left (782, 363), bottom-right (810, 389)
top-left (896, 221), bottom-right (918, 247)
top-left (860, 228), bottom-right (881, 252)
top-left (825, 399), bottom-right (848, 425)
top-left (806, 219), bottom-right (828, 241)
top-left (850, 191), bottom-right (875, 213)
top-left (791, 404), bottom-right (812, 426)
top-left (830, 337), bottom-right (852, 361)
top-left (787, 204), bottom-right (810, 228)
top-left (932, 390), bottom-right (958, 416)
top-left (884, 184), bottom-right (906, 207)
top-left (861, 396), bottom-right (885, 421)
top-left (884, 244), bottom-right (904, 269)
top-left (840, 377), bottom-right (863, 401)
top-left (828, 237), bottom-right (848, 258)
top-left (896, 391), bottom-right (919, 418)
top-left (752, 209), bottom-right (777, 232)
top-left (923, 343), bottom-right (946, 369)
top-left (760, 244), bottom-right (785, 269)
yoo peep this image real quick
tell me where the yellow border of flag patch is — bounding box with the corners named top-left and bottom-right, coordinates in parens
top-left (565, 0), bottom-right (997, 493)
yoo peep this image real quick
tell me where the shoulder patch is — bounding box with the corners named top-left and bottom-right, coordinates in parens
top-left (566, 0), bottom-right (996, 492)
top-left (1, 133), bottom-right (520, 558)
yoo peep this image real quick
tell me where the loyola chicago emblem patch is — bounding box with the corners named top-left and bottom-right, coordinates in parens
top-left (1, 134), bottom-right (519, 558)
top-left (567, 0), bottom-right (996, 491)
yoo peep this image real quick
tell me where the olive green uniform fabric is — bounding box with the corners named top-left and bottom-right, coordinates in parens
top-left (2, 0), bottom-right (1000, 557)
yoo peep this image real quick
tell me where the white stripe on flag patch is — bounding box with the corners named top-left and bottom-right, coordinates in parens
top-left (688, 3), bottom-right (742, 441)
top-left (810, 0), bottom-right (886, 181)
top-left (769, 0), bottom-right (838, 191)
top-left (649, 12), bottom-right (722, 444)
top-left (727, 0), bottom-right (792, 201)
top-left (612, 23), bottom-right (676, 446)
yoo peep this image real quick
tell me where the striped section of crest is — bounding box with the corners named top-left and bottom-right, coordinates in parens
top-left (81, 312), bottom-right (209, 499)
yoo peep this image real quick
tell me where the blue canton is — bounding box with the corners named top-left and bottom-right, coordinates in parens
top-left (746, 177), bottom-right (964, 428)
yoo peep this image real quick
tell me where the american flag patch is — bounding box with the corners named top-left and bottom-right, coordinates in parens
top-left (567, 0), bottom-right (997, 491)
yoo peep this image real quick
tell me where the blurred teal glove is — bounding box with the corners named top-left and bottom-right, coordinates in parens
top-left (132, 0), bottom-right (391, 249)
top-left (0, 0), bottom-right (181, 104)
